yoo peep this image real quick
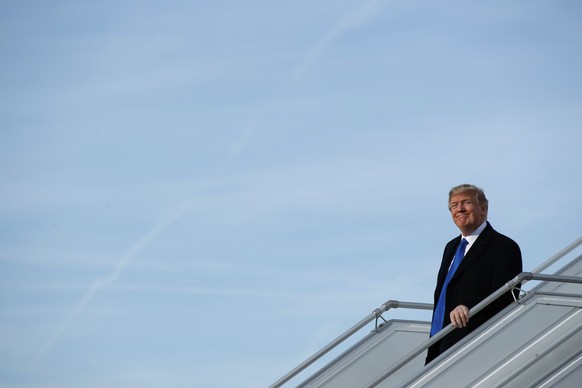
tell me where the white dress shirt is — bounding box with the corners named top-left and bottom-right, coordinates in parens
top-left (462, 221), bottom-right (488, 255)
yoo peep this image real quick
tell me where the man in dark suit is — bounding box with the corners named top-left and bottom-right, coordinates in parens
top-left (426, 184), bottom-right (522, 364)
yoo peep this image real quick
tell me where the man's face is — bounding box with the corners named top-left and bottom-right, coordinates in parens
top-left (449, 191), bottom-right (487, 235)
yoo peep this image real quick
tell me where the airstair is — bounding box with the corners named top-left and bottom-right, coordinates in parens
top-left (271, 236), bottom-right (582, 388)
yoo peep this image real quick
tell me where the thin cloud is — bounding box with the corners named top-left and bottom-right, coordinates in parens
top-left (223, 115), bottom-right (264, 167)
top-left (225, 0), bottom-right (385, 165)
top-left (293, 0), bottom-right (385, 81)
top-left (30, 201), bottom-right (192, 366)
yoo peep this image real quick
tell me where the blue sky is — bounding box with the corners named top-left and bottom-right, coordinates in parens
top-left (1, 1), bottom-right (582, 387)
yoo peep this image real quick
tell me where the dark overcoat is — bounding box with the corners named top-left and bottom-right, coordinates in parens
top-left (426, 222), bottom-right (522, 364)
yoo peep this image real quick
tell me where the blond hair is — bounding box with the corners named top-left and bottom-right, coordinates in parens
top-left (448, 184), bottom-right (489, 208)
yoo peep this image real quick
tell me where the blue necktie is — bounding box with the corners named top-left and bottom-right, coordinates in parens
top-left (430, 238), bottom-right (468, 336)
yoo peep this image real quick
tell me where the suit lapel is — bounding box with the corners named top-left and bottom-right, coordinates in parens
top-left (438, 237), bottom-right (461, 288)
top-left (451, 223), bottom-right (493, 281)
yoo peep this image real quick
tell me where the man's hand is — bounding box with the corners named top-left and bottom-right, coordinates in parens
top-left (450, 305), bottom-right (470, 328)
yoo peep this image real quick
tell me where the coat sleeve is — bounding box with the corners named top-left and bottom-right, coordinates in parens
top-left (474, 235), bottom-right (522, 326)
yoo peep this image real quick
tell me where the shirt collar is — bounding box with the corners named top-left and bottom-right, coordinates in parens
top-left (462, 221), bottom-right (487, 248)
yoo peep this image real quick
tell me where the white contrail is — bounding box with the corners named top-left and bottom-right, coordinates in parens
top-left (226, 0), bottom-right (386, 164)
top-left (223, 114), bottom-right (264, 167)
top-left (293, 0), bottom-right (385, 81)
top-left (30, 201), bottom-right (192, 366)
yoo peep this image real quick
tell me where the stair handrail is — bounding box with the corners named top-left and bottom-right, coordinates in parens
top-left (271, 235), bottom-right (582, 388)
top-left (531, 235), bottom-right (582, 274)
top-left (269, 300), bottom-right (433, 388)
top-left (367, 235), bottom-right (582, 387)
top-left (366, 271), bottom-right (582, 387)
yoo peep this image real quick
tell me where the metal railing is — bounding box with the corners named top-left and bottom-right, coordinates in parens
top-left (365, 235), bottom-right (582, 387)
top-left (532, 236), bottom-right (582, 274)
top-left (366, 271), bottom-right (582, 387)
top-left (271, 235), bottom-right (582, 388)
top-left (269, 300), bottom-right (433, 388)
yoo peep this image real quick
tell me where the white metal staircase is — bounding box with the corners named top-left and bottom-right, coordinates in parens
top-left (271, 236), bottom-right (582, 388)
